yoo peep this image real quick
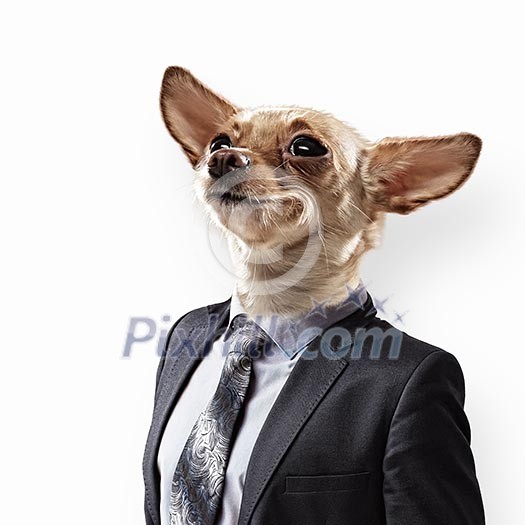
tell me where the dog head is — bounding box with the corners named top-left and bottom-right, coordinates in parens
top-left (160, 66), bottom-right (481, 257)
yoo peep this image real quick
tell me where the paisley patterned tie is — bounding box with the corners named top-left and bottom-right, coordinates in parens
top-left (169, 314), bottom-right (268, 525)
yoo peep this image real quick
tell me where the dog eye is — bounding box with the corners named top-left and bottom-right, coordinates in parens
top-left (289, 136), bottom-right (328, 157)
top-left (210, 135), bottom-right (232, 153)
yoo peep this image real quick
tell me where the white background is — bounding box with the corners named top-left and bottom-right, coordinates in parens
top-left (1, 1), bottom-right (523, 523)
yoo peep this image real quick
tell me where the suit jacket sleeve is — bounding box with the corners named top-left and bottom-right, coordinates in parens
top-left (383, 350), bottom-right (485, 524)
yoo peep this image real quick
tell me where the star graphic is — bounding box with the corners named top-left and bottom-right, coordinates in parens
top-left (344, 284), bottom-right (364, 309)
top-left (373, 296), bottom-right (390, 314)
top-left (307, 298), bottom-right (329, 321)
top-left (393, 310), bottom-right (409, 324)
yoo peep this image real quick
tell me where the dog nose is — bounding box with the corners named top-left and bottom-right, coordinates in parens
top-left (208, 150), bottom-right (250, 179)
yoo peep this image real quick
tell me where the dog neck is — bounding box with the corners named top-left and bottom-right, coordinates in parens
top-left (228, 230), bottom-right (365, 318)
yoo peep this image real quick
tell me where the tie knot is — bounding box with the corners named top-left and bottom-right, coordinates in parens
top-left (227, 314), bottom-right (269, 358)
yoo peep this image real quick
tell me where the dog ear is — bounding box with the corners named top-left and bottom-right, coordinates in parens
top-left (364, 133), bottom-right (482, 214)
top-left (160, 67), bottom-right (238, 166)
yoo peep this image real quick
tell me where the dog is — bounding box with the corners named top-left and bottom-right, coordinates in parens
top-left (160, 66), bottom-right (481, 317)
top-left (143, 66), bottom-right (485, 525)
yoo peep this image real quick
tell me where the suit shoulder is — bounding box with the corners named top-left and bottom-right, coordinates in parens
top-left (351, 316), bottom-right (460, 377)
top-left (343, 316), bottom-right (466, 416)
top-left (162, 297), bottom-right (231, 354)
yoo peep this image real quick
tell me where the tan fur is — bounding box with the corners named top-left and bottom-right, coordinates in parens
top-left (160, 67), bottom-right (482, 317)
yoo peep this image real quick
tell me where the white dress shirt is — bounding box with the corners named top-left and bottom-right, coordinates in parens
top-left (157, 283), bottom-right (367, 525)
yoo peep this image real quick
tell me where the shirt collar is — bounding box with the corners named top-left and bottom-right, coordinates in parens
top-left (227, 281), bottom-right (369, 360)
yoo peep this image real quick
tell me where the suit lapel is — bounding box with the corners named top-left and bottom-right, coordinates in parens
top-left (143, 300), bottom-right (230, 525)
top-left (237, 338), bottom-right (348, 525)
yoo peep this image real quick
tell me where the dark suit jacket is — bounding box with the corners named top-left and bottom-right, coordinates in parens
top-left (143, 295), bottom-right (484, 524)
